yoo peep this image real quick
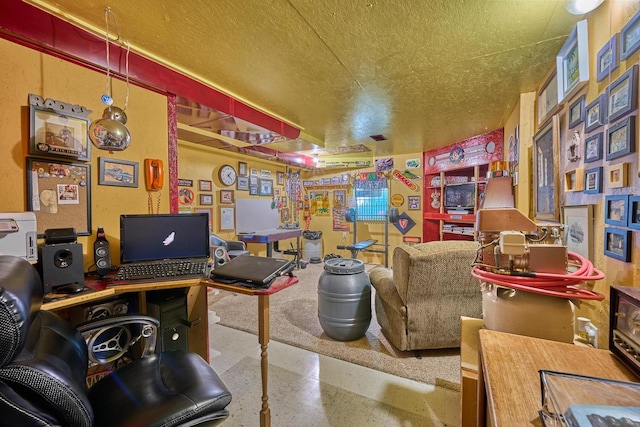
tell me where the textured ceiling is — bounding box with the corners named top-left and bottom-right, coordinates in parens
top-left (26, 0), bottom-right (584, 158)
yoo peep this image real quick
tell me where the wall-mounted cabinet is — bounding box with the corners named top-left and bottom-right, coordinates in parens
top-left (423, 164), bottom-right (488, 242)
top-left (422, 128), bottom-right (504, 243)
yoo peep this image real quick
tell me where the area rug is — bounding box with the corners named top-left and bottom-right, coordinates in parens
top-left (208, 262), bottom-right (461, 391)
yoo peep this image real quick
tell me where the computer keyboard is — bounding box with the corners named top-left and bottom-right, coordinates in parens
top-left (114, 259), bottom-right (209, 283)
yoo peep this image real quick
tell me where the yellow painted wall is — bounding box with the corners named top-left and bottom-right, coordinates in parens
top-left (0, 38), bottom-right (169, 270)
top-left (177, 141), bottom-right (289, 257)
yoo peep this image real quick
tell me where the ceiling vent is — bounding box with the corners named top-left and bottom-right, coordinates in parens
top-left (369, 134), bottom-right (387, 142)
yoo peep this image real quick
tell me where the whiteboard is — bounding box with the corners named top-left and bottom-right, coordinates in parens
top-left (236, 199), bottom-right (280, 233)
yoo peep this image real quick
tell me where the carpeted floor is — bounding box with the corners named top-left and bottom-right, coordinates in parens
top-left (208, 261), bottom-right (461, 391)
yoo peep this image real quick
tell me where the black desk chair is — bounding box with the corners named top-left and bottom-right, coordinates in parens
top-left (0, 255), bottom-right (231, 427)
top-left (210, 233), bottom-right (250, 259)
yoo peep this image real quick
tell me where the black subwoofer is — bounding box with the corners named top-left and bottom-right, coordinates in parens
top-left (36, 243), bottom-right (85, 294)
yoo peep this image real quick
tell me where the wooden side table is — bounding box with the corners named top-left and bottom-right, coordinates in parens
top-left (477, 329), bottom-right (638, 426)
top-left (203, 275), bottom-right (299, 427)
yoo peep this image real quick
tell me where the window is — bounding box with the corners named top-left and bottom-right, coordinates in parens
top-left (354, 179), bottom-right (388, 222)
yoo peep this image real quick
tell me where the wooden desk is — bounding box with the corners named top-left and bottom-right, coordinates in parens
top-left (42, 277), bottom-right (209, 359)
top-left (477, 329), bottom-right (638, 426)
top-left (202, 275), bottom-right (299, 427)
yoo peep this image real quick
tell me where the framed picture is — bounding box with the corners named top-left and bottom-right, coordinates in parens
top-left (98, 157), bottom-right (138, 187)
top-left (597, 33), bottom-right (619, 82)
top-left (249, 186), bottom-right (258, 196)
top-left (604, 194), bottom-right (629, 227)
top-left (607, 65), bottom-right (638, 123)
top-left (219, 189), bottom-right (235, 204)
top-left (238, 161), bottom-right (248, 177)
top-left (607, 162), bottom-right (628, 189)
top-left (194, 207), bottom-right (213, 231)
top-left (333, 189), bottom-right (347, 207)
top-left (627, 195), bottom-right (640, 229)
top-left (621, 9), bottom-right (640, 60)
top-left (259, 178), bottom-right (273, 196)
top-left (533, 116), bottom-right (560, 221)
top-left (277, 171), bottom-right (284, 186)
top-left (604, 227), bottom-right (631, 262)
top-left (568, 95), bottom-right (585, 129)
top-left (585, 95), bottom-right (607, 133)
top-left (198, 179), bottom-right (212, 192)
top-left (249, 175), bottom-right (259, 186)
top-left (408, 195), bottom-right (421, 210)
top-left (177, 178), bottom-right (193, 187)
top-left (260, 169), bottom-right (271, 178)
top-left (199, 194), bottom-right (213, 206)
top-left (583, 167), bottom-right (602, 194)
top-left (562, 205), bottom-right (593, 260)
top-left (26, 157), bottom-right (91, 236)
top-left (556, 20), bottom-right (589, 103)
top-left (606, 116), bottom-right (635, 161)
top-left (219, 207), bottom-right (235, 231)
top-left (564, 168), bottom-right (583, 192)
top-left (29, 103), bottom-right (91, 161)
top-left (583, 133), bottom-right (603, 163)
top-left (237, 176), bottom-right (249, 190)
top-left (250, 168), bottom-right (258, 176)
top-left (537, 68), bottom-right (560, 125)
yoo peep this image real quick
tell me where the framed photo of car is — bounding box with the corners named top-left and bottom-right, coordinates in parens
top-left (98, 157), bottom-right (138, 188)
top-left (28, 94), bottom-right (92, 162)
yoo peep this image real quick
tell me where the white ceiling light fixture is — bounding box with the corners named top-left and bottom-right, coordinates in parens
top-left (88, 7), bottom-right (132, 151)
top-left (565, 0), bottom-right (605, 15)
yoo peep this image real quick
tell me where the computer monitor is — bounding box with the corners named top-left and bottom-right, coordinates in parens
top-left (120, 213), bottom-right (210, 264)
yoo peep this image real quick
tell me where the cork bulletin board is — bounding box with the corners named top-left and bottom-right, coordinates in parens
top-left (26, 157), bottom-right (91, 236)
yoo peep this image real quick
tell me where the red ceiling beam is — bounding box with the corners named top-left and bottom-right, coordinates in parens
top-left (0, 0), bottom-right (301, 140)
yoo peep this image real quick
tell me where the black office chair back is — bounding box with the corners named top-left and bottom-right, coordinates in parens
top-left (0, 255), bottom-right (93, 426)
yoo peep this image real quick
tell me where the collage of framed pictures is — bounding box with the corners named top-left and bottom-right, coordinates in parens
top-left (602, 195), bottom-right (637, 262)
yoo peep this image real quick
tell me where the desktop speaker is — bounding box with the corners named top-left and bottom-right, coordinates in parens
top-left (36, 242), bottom-right (85, 294)
top-left (94, 226), bottom-right (111, 277)
top-left (213, 246), bottom-right (228, 269)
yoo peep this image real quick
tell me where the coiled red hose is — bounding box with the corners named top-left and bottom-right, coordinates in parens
top-left (471, 251), bottom-right (605, 300)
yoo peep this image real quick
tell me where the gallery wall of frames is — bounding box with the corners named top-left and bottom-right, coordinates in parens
top-left (547, 9), bottom-right (640, 266)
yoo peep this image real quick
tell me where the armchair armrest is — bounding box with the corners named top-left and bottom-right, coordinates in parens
top-left (369, 267), bottom-right (406, 315)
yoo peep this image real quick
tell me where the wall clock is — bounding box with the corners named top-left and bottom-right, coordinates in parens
top-left (218, 164), bottom-right (237, 186)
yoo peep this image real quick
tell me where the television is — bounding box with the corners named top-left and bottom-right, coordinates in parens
top-left (120, 213), bottom-right (210, 264)
top-left (444, 183), bottom-right (476, 210)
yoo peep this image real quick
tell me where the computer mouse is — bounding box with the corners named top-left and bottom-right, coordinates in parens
top-left (54, 283), bottom-right (85, 294)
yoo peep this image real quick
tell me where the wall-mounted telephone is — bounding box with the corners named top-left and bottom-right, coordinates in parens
top-left (144, 159), bottom-right (164, 191)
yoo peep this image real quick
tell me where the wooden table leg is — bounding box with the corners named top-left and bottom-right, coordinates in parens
top-left (258, 294), bottom-right (270, 427)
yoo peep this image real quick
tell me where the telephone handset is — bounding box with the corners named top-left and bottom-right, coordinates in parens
top-left (144, 159), bottom-right (164, 191)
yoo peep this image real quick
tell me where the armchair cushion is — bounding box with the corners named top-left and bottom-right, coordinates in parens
top-left (370, 240), bottom-right (481, 350)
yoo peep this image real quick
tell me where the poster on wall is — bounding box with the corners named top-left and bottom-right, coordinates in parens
top-left (332, 207), bottom-right (349, 231)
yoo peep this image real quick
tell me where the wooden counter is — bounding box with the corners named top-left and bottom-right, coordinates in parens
top-left (478, 329), bottom-right (638, 426)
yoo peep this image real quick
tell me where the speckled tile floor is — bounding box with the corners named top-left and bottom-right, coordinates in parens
top-left (209, 317), bottom-right (460, 426)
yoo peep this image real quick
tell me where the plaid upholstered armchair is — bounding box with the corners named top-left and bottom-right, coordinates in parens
top-left (369, 240), bottom-right (482, 350)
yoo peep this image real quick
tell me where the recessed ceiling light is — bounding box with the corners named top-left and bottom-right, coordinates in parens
top-left (369, 134), bottom-right (387, 142)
